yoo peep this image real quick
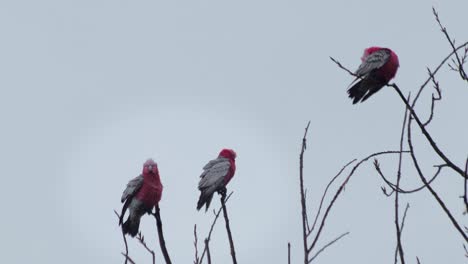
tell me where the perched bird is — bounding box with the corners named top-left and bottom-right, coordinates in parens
top-left (197, 149), bottom-right (237, 211)
top-left (347, 47), bottom-right (399, 104)
top-left (120, 159), bottom-right (163, 237)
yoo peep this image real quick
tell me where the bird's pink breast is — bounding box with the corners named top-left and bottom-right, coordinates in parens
top-left (136, 179), bottom-right (163, 207)
top-left (223, 159), bottom-right (236, 185)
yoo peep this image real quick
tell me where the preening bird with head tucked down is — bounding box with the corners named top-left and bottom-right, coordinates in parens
top-left (347, 46), bottom-right (399, 104)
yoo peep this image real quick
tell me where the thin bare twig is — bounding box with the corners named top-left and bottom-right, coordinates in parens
top-left (153, 205), bottom-right (173, 264)
top-left (395, 94), bottom-right (409, 264)
top-left (464, 157), bottom-right (468, 214)
top-left (220, 192), bottom-right (238, 264)
top-left (390, 83), bottom-right (467, 180)
top-left (309, 159), bottom-right (356, 237)
top-left (194, 225), bottom-right (200, 264)
top-left (394, 204), bottom-right (410, 264)
top-left (121, 253), bottom-right (136, 264)
top-left (407, 115), bottom-right (468, 242)
top-left (400, 204), bottom-right (410, 232)
top-left (432, 7), bottom-right (467, 81)
top-left (308, 232), bottom-right (350, 263)
top-left (304, 189), bottom-right (311, 233)
top-left (307, 150), bottom-right (409, 253)
top-left (376, 161), bottom-right (446, 195)
top-left (114, 210), bottom-right (130, 264)
top-left (199, 192), bottom-right (234, 264)
top-left (330, 57), bottom-right (357, 77)
top-left (412, 41), bottom-right (468, 105)
top-left (422, 69), bottom-right (441, 127)
top-left (137, 232), bottom-right (156, 264)
top-left (299, 121), bottom-right (311, 264)
top-left (288, 242), bottom-right (291, 264)
top-left (205, 239), bottom-right (212, 264)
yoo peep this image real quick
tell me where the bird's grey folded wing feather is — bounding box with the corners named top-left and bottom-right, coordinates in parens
top-left (199, 158), bottom-right (230, 190)
top-left (355, 49), bottom-right (391, 77)
top-left (121, 175), bottom-right (144, 202)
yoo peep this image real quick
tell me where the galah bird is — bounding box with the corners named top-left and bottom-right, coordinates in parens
top-left (347, 47), bottom-right (399, 104)
top-left (119, 159), bottom-right (163, 237)
top-left (197, 149), bottom-right (237, 211)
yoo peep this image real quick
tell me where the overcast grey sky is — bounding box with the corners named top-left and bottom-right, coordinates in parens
top-left (1, 0), bottom-right (467, 263)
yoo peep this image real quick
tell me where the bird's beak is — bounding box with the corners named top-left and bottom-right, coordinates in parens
top-left (148, 165), bottom-right (153, 172)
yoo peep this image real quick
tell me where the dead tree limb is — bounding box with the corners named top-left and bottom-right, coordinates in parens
top-left (394, 94), bottom-right (410, 264)
top-left (114, 210), bottom-right (131, 264)
top-left (307, 150), bottom-right (409, 254)
top-left (153, 205), bottom-right (173, 264)
top-left (407, 115), bottom-right (468, 242)
top-left (308, 232), bottom-right (349, 263)
top-left (137, 232), bottom-right (155, 264)
top-left (198, 192), bottom-right (234, 264)
top-left (220, 192), bottom-right (238, 264)
top-left (299, 121), bottom-right (311, 264)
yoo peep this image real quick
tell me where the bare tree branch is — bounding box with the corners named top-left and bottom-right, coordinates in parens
top-left (194, 225), bottom-right (200, 264)
top-left (299, 121), bottom-right (311, 264)
top-left (304, 189), bottom-right (311, 234)
top-left (394, 94), bottom-right (409, 264)
top-left (153, 205), bottom-right (173, 264)
top-left (307, 150), bottom-right (409, 253)
top-left (288, 242), bottom-right (291, 264)
top-left (413, 41), bottom-right (468, 105)
top-left (390, 83), bottom-right (467, 180)
top-left (308, 232), bottom-right (350, 263)
top-left (205, 239), bottom-right (212, 264)
top-left (376, 161), bottom-right (447, 195)
top-left (422, 69), bottom-right (441, 127)
top-left (199, 192), bottom-right (234, 264)
top-left (464, 157), bottom-right (468, 214)
top-left (432, 7), bottom-right (467, 81)
top-left (121, 253), bottom-right (136, 264)
top-left (220, 192), bottom-right (238, 264)
top-left (330, 57), bottom-right (357, 77)
top-left (407, 115), bottom-right (468, 242)
top-left (137, 232), bottom-right (155, 264)
top-left (114, 210), bottom-right (131, 264)
top-left (394, 204), bottom-right (410, 264)
top-left (309, 159), bottom-right (356, 237)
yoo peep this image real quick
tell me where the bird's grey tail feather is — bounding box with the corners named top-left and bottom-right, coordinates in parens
top-left (122, 217), bottom-right (140, 237)
top-left (347, 80), bottom-right (367, 104)
top-left (197, 192), bottom-right (214, 212)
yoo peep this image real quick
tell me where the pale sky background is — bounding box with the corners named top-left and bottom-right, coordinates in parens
top-left (1, 0), bottom-right (467, 263)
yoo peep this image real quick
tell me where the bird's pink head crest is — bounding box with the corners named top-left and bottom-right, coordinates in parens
top-left (142, 158), bottom-right (159, 175)
top-left (219, 149), bottom-right (237, 160)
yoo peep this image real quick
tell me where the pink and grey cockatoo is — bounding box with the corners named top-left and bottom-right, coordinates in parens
top-left (197, 149), bottom-right (237, 211)
top-left (347, 47), bottom-right (399, 104)
top-left (119, 159), bottom-right (163, 237)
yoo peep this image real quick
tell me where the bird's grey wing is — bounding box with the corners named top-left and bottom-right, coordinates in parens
top-left (202, 158), bottom-right (222, 170)
top-left (121, 175), bottom-right (143, 202)
top-left (198, 158), bottom-right (231, 190)
top-left (355, 49), bottom-right (391, 77)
